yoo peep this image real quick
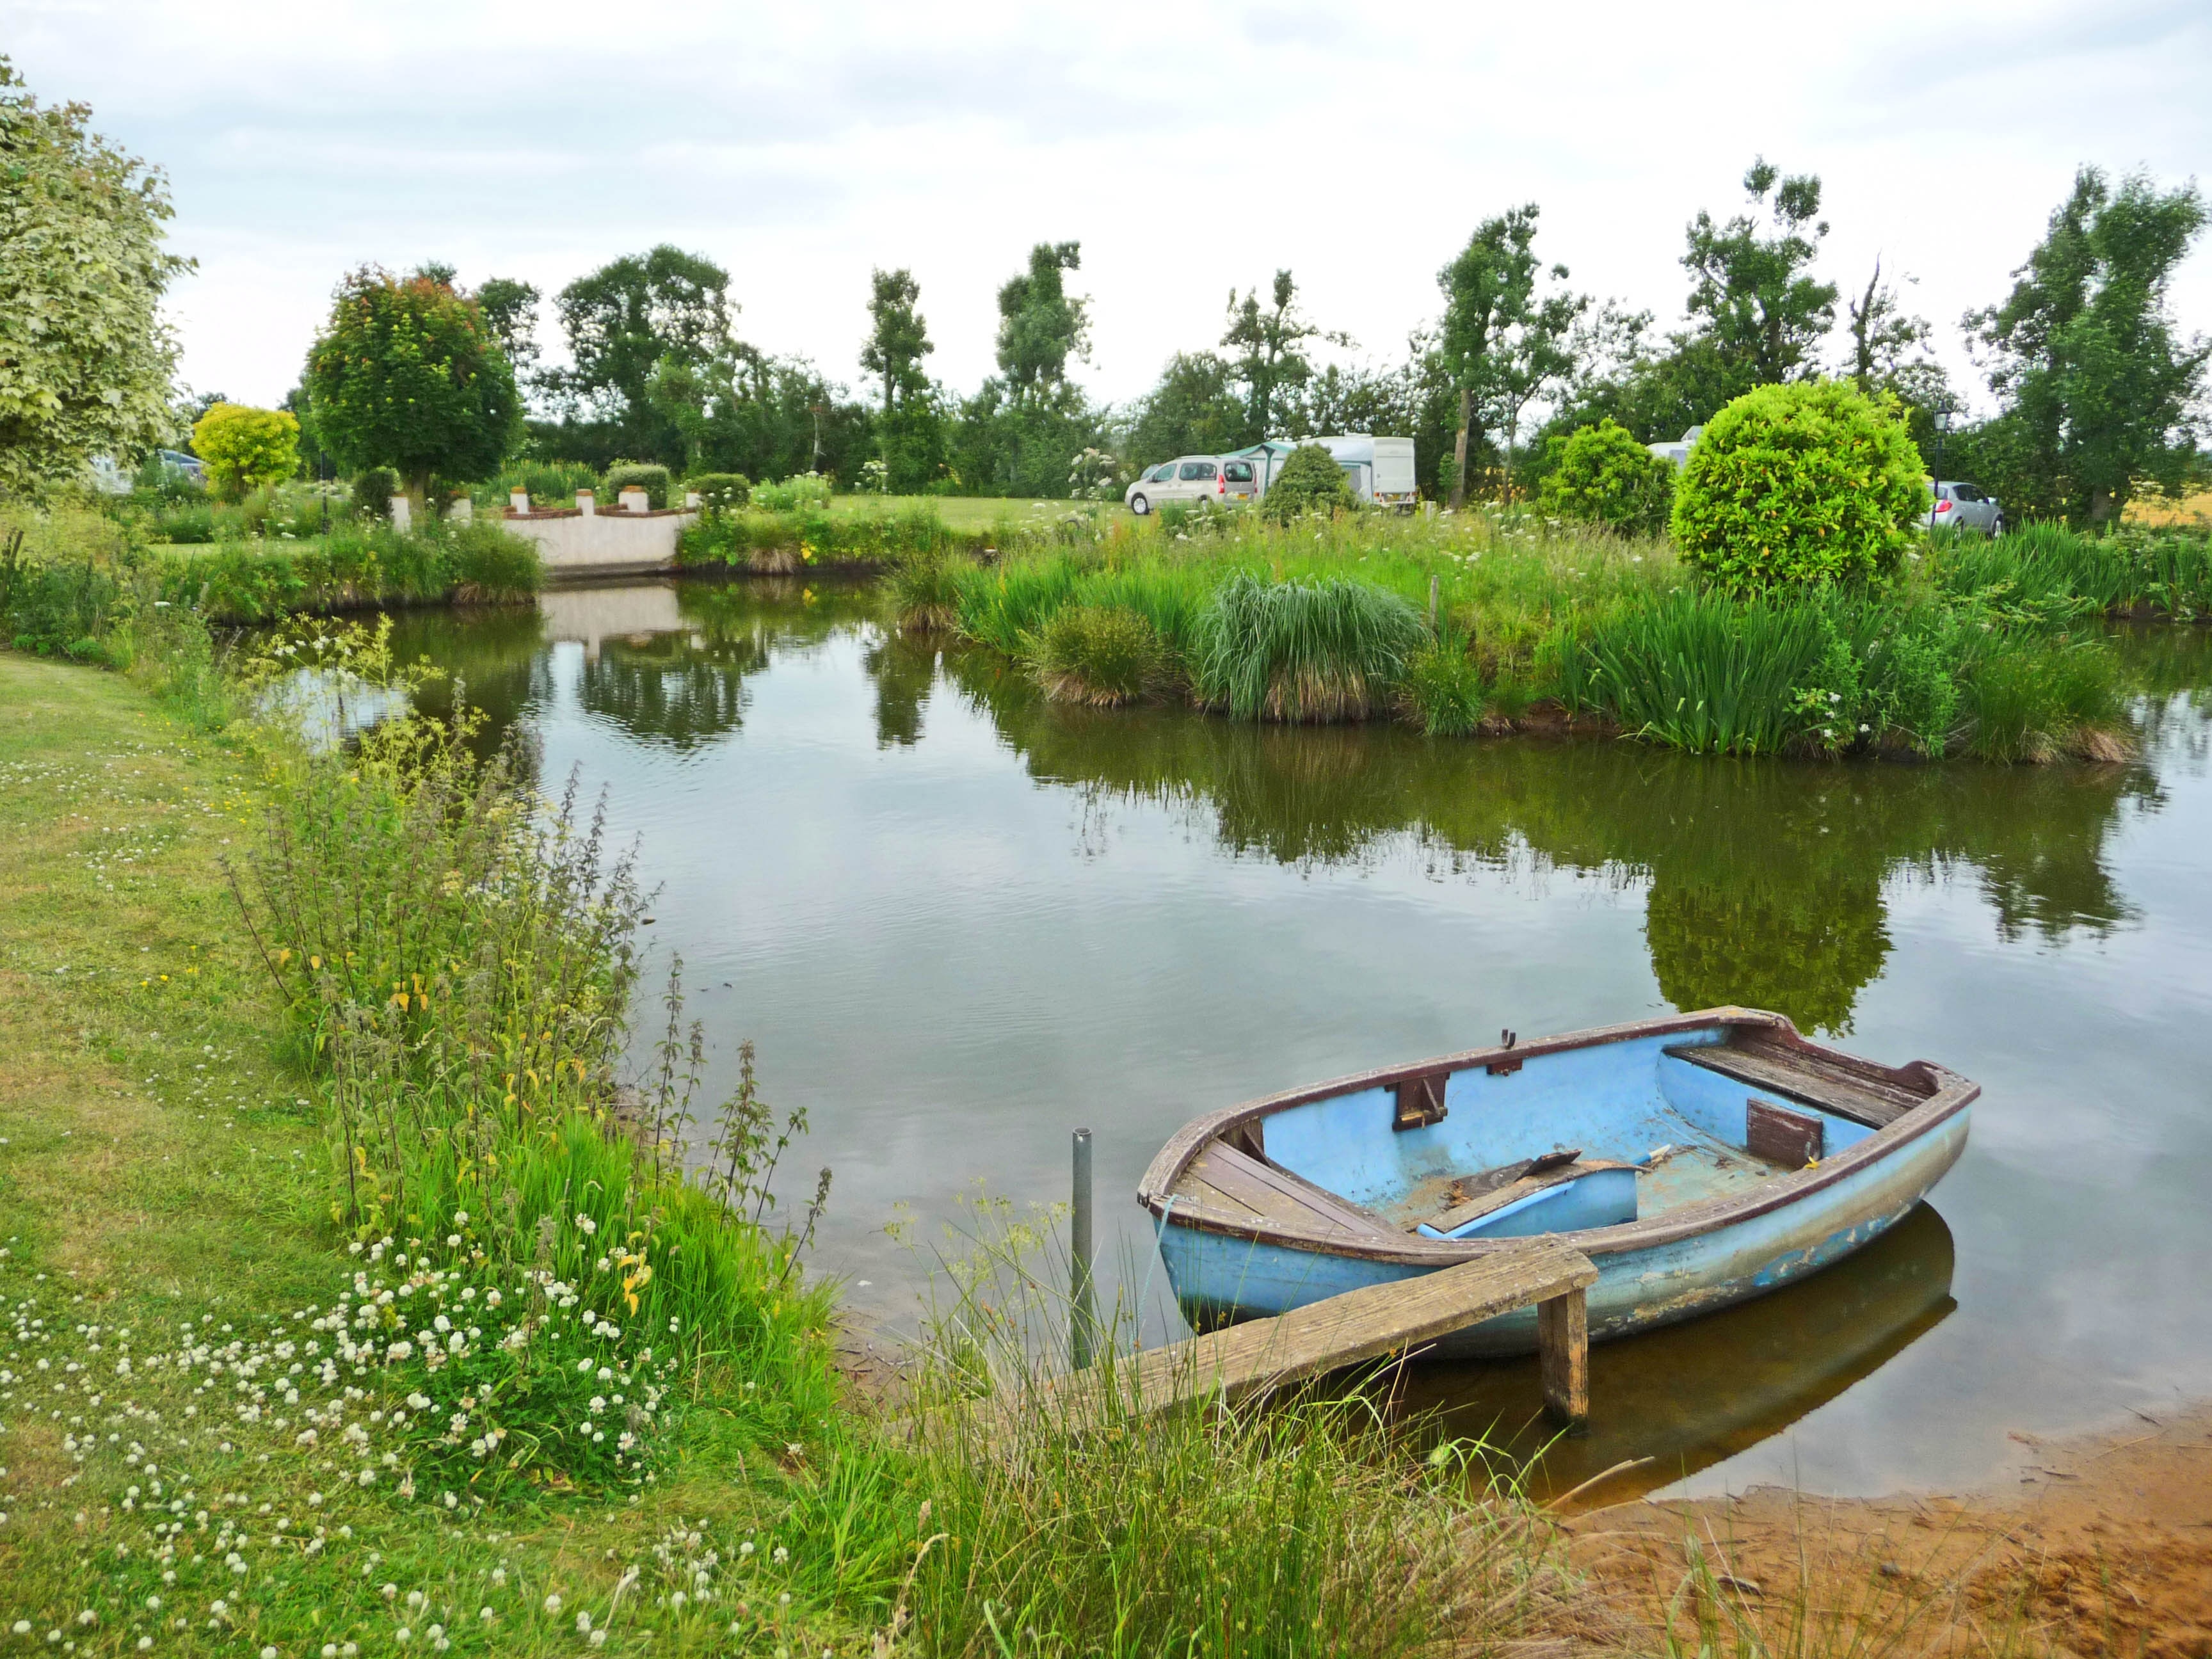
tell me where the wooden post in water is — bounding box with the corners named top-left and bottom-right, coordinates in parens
top-left (1071, 1128), bottom-right (1097, 1369)
top-left (1537, 1286), bottom-right (1589, 1430)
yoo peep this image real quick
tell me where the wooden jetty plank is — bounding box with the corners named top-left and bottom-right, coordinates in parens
top-left (1038, 1238), bottom-right (1598, 1432)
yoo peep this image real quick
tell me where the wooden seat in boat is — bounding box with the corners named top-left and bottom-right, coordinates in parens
top-left (1174, 1141), bottom-right (1399, 1241)
top-left (1664, 1031), bottom-right (1926, 1128)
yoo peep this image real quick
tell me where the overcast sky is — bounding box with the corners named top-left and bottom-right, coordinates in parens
top-left (8, 0), bottom-right (2208, 421)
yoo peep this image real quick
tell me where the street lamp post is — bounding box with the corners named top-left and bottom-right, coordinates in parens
top-left (1930, 401), bottom-right (1955, 529)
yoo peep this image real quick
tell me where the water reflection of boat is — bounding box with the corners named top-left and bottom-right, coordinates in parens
top-left (1138, 1008), bottom-right (1976, 1358)
top-left (1399, 1200), bottom-right (1957, 1503)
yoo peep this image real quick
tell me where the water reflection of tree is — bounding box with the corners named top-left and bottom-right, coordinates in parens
top-left (866, 633), bottom-right (938, 748)
top-left (945, 648), bottom-right (2155, 1036)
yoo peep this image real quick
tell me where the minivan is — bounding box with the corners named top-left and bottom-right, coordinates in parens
top-left (1125, 456), bottom-right (1258, 515)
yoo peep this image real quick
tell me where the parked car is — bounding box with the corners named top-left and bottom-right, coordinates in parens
top-left (1928, 479), bottom-right (2004, 536)
top-left (1647, 426), bottom-right (1703, 467)
top-left (1125, 456), bottom-right (1260, 514)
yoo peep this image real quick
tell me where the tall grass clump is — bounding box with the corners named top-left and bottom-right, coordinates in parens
top-left (840, 1202), bottom-right (1560, 1658)
top-left (1195, 573), bottom-right (1427, 722)
top-left (953, 556), bottom-right (1086, 654)
top-left (227, 623), bottom-right (837, 1473)
top-left (1400, 624), bottom-right (1489, 735)
top-left (1960, 632), bottom-right (2126, 762)
top-left (1025, 604), bottom-right (1166, 705)
top-left (1566, 589), bottom-right (1832, 755)
top-left (885, 548), bottom-right (964, 632)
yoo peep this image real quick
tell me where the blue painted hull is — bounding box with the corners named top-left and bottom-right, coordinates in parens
top-left (1142, 1011), bottom-right (1976, 1359)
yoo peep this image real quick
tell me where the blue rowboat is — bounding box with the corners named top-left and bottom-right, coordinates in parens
top-left (1135, 1007), bottom-right (1976, 1358)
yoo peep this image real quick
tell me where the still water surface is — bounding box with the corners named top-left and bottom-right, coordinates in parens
top-left (392, 577), bottom-right (2212, 1503)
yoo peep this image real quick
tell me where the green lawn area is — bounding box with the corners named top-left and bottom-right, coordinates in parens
top-left (822, 494), bottom-right (1116, 530)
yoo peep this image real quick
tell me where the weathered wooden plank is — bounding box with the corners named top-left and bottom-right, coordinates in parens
top-left (1180, 1142), bottom-right (1397, 1240)
top-left (1537, 1286), bottom-right (1589, 1428)
top-left (1666, 1040), bottom-right (1915, 1128)
top-left (1034, 1240), bottom-right (1598, 1432)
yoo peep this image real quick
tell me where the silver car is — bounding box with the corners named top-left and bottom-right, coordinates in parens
top-left (1928, 479), bottom-right (2004, 536)
top-left (1125, 456), bottom-right (1258, 515)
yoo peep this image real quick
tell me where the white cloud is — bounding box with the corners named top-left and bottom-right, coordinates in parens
top-left (8, 0), bottom-right (2207, 412)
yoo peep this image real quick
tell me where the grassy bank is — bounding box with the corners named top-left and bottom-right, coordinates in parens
top-left (2, 508), bottom-right (541, 648)
top-left (0, 637), bottom-right (1575, 1655)
top-left (901, 507), bottom-right (2206, 762)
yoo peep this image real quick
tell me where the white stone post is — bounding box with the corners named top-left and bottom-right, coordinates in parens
top-left (389, 495), bottom-right (412, 533)
top-left (509, 487), bottom-right (530, 514)
top-left (448, 496), bottom-right (474, 524)
top-left (619, 487), bottom-right (650, 514)
top-left (577, 489), bottom-right (595, 516)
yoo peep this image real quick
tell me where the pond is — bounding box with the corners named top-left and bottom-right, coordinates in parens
top-left (387, 576), bottom-right (2212, 1503)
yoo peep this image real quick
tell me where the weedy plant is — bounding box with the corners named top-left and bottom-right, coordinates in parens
top-left (1194, 573), bottom-right (1429, 723)
top-left (1023, 603), bottom-right (1166, 705)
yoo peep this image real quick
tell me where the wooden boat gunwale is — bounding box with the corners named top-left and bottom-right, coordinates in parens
top-left (1135, 1006), bottom-right (1980, 1270)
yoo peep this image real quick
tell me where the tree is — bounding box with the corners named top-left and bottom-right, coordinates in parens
top-left (547, 246), bottom-right (733, 465)
top-left (859, 268), bottom-right (943, 491)
top-left (1221, 269), bottom-right (1346, 442)
top-left (995, 242), bottom-right (1089, 405)
top-left (1122, 351), bottom-right (1247, 468)
top-left (1966, 166), bottom-right (2209, 524)
top-left (476, 277), bottom-right (543, 383)
top-left (303, 267), bottom-right (522, 504)
top-left (0, 57), bottom-right (192, 497)
top-left (1842, 259), bottom-right (1959, 474)
top-left (190, 402), bottom-right (299, 499)
top-left (648, 344), bottom-right (874, 486)
top-left (1436, 206), bottom-right (1585, 506)
top-left (1260, 442), bottom-right (1356, 522)
top-left (1680, 158), bottom-right (1838, 393)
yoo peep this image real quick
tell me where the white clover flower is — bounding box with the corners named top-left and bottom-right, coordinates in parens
top-left (575, 1612), bottom-right (592, 1635)
top-left (543, 1595), bottom-right (561, 1616)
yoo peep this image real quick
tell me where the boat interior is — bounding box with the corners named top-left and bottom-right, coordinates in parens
top-left (1166, 1023), bottom-right (1936, 1246)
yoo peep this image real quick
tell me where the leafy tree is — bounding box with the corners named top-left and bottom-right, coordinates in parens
top-left (1221, 270), bottom-right (1346, 442)
top-left (1671, 381), bottom-right (1925, 596)
top-left (1839, 259), bottom-right (1959, 474)
top-left (648, 345), bottom-right (873, 486)
top-left (995, 242), bottom-right (1089, 405)
top-left (1550, 161), bottom-right (1838, 451)
top-left (1681, 158), bottom-right (1838, 393)
top-left (548, 246), bottom-right (733, 465)
top-left (1538, 420), bottom-right (1674, 535)
top-left (1122, 352), bottom-right (1248, 468)
top-left (476, 277), bottom-right (543, 383)
top-left (0, 58), bottom-right (192, 497)
top-left (1436, 206), bottom-right (1586, 506)
top-left (303, 266), bottom-right (522, 504)
top-left (859, 268), bottom-right (944, 491)
top-left (1966, 166), bottom-right (2209, 524)
top-left (190, 402), bottom-right (300, 500)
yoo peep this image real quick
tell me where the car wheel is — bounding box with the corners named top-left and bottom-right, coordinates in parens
top-left (1992, 515), bottom-right (2008, 538)
top-left (1130, 493), bottom-right (1149, 515)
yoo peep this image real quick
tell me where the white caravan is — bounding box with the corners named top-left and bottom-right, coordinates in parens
top-left (1236, 435), bottom-right (1421, 509)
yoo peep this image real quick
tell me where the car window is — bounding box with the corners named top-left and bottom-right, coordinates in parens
top-left (1953, 484), bottom-right (1981, 502)
top-left (1222, 461), bottom-right (1254, 483)
top-left (1180, 461), bottom-right (1217, 481)
top-left (1149, 463), bottom-right (1176, 483)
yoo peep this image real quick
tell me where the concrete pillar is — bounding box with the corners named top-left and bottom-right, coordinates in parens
top-left (577, 490), bottom-right (595, 517)
top-left (510, 488), bottom-right (531, 514)
top-left (619, 487), bottom-right (650, 514)
top-left (389, 495), bottom-right (411, 533)
top-left (448, 496), bottom-right (473, 524)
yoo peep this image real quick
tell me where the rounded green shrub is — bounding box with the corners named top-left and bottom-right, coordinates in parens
top-left (1260, 444), bottom-right (1356, 522)
top-left (349, 466), bottom-right (399, 518)
top-left (687, 472), bottom-right (751, 510)
top-left (1671, 381), bottom-right (1925, 596)
top-left (1539, 419), bottom-right (1674, 536)
top-left (603, 461), bottom-right (672, 509)
top-left (1027, 604), bottom-right (1166, 705)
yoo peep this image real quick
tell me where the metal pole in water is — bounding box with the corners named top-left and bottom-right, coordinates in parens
top-left (1071, 1127), bottom-right (1096, 1369)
